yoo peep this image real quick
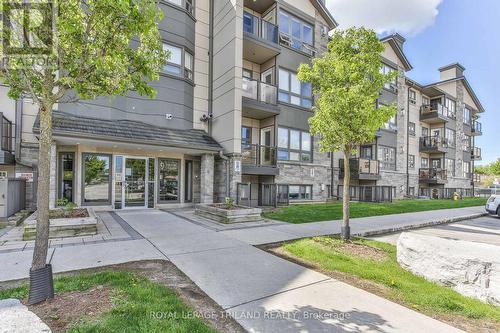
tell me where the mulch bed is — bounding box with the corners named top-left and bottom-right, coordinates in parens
top-left (49, 208), bottom-right (89, 219)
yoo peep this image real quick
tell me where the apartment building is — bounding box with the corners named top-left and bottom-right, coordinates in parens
top-left (335, 34), bottom-right (484, 200)
top-left (0, 0), bottom-right (338, 210)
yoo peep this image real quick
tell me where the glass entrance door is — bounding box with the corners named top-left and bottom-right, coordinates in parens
top-left (124, 158), bottom-right (147, 208)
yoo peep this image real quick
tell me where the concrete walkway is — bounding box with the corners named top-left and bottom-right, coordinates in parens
top-left (1, 207), bottom-right (485, 332)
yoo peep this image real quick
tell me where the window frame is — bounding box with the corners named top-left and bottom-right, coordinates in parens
top-left (277, 126), bottom-right (312, 163)
top-left (81, 153), bottom-right (112, 206)
top-left (278, 67), bottom-right (313, 109)
top-left (241, 126), bottom-right (252, 145)
top-left (445, 127), bottom-right (456, 147)
top-left (380, 63), bottom-right (397, 90)
top-left (164, 0), bottom-right (195, 16)
top-left (421, 157), bottom-right (429, 168)
top-left (445, 97), bottom-right (456, 118)
top-left (162, 42), bottom-right (194, 82)
top-left (446, 158), bottom-right (455, 177)
top-left (287, 184), bottom-right (313, 201)
top-left (463, 161), bottom-right (471, 178)
top-left (377, 145), bottom-right (396, 171)
top-left (278, 10), bottom-right (314, 55)
top-left (408, 122), bottom-right (416, 136)
top-left (463, 106), bottom-right (471, 125)
top-left (409, 89), bottom-right (416, 104)
top-left (408, 154), bottom-right (415, 169)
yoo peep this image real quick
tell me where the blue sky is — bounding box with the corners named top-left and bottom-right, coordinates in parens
top-left (326, 0), bottom-right (499, 165)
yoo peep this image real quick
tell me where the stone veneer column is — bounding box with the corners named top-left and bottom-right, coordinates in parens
top-left (200, 154), bottom-right (215, 204)
top-left (49, 143), bottom-right (57, 209)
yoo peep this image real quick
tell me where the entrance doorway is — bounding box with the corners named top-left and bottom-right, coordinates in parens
top-left (115, 156), bottom-right (151, 209)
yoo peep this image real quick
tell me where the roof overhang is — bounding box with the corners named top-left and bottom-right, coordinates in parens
top-left (425, 77), bottom-right (485, 112)
top-left (311, 0), bottom-right (338, 29)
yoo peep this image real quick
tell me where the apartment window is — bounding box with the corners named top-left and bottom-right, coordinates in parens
top-left (162, 43), bottom-right (194, 81)
top-left (408, 155), bottom-right (415, 169)
top-left (421, 157), bottom-right (429, 168)
top-left (378, 146), bottom-right (396, 170)
top-left (278, 68), bottom-right (312, 108)
top-left (445, 128), bottom-right (456, 147)
top-left (381, 64), bottom-right (397, 90)
top-left (422, 127), bottom-right (429, 137)
top-left (278, 127), bottom-right (312, 162)
top-left (384, 115), bottom-right (397, 131)
top-left (0, 171), bottom-right (7, 178)
top-left (241, 127), bottom-right (252, 145)
top-left (463, 161), bottom-right (471, 178)
top-left (165, 0), bottom-right (194, 15)
top-left (409, 90), bottom-right (416, 104)
top-left (422, 96), bottom-right (430, 106)
top-left (446, 158), bottom-right (455, 177)
top-left (278, 11), bottom-right (313, 53)
top-left (288, 185), bottom-right (312, 201)
top-left (242, 68), bottom-right (252, 79)
top-left (360, 146), bottom-right (373, 159)
top-left (445, 98), bottom-right (456, 118)
top-left (463, 106), bottom-right (471, 125)
top-left (463, 134), bottom-right (471, 151)
top-left (408, 122), bottom-right (416, 136)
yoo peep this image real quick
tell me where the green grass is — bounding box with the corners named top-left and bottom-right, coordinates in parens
top-left (282, 237), bottom-right (500, 322)
top-left (264, 197), bottom-right (487, 224)
top-left (0, 271), bottom-right (217, 333)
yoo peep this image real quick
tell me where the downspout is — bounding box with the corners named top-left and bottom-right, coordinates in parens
top-left (208, 0), bottom-right (214, 136)
top-left (219, 150), bottom-right (230, 198)
top-left (406, 85), bottom-right (410, 196)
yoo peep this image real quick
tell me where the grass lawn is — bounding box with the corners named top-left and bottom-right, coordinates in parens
top-left (278, 237), bottom-right (500, 332)
top-left (0, 271), bottom-right (217, 333)
top-left (263, 197), bottom-right (487, 224)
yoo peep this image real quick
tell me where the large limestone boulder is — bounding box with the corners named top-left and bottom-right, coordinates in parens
top-left (397, 232), bottom-right (500, 306)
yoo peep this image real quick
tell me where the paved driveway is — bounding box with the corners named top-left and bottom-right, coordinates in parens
top-left (115, 209), bottom-right (464, 333)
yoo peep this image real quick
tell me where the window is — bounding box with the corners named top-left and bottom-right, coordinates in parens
top-left (165, 0), bottom-right (194, 15)
top-left (0, 171), bottom-right (7, 178)
top-left (463, 161), bottom-right (471, 178)
top-left (158, 159), bottom-right (180, 202)
top-left (288, 185), bottom-right (312, 200)
top-left (82, 153), bottom-right (111, 205)
top-left (278, 127), bottom-right (312, 162)
top-left (377, 146), bottom-right (396, 170)
top-left (463, 106), bottom-right (471, 125)
top-left (380, 64), bottom-right (397, 90)
top-left (421, 157), bottom-right (429, 168)
top-left (422, 96), bottom-right (430, 106)
top-left (409, 187), bottom-right (415, 196)
top-left (408, 122), bottom-right (416, 136)
top-left (463, 134), bottom-right (471, 151)
top-left (278, 11), bottom-right (313, 54)
top-left (409, 90), bottom-right (416, 104)
top-left (445, 98), bottom-right (456, 118)
top-left (58, 152), bottom-right (75, 203)
top-left (360, 146), bottom-right (373, 159)
top-left (384, 115), bottom-right (397, 131)
top-left (422, 127), bottom-right (429, 137)
top-left (278, 68), bottom-right (312, 108)
top-left (241, 127), bottom-right (252, 145)
top-left (445, 128), bottom-right (456, 147)
top-left (162, 43), bottom-right (194, 80)
top-left (242, 68), bottom-right (252, 79)
top-left (408, 155), bottom-right (415, 169)
top-left (446, 158), bottom-right (455, 177)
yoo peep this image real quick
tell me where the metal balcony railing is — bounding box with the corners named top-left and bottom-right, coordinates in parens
top-left (472, 120), bottom-right (482, 134)
top-left (419, 168), bottom-right (448, 182)
top-left (243, 11), bottom-right (279, 45)
top-left (242, 78), bottom-right (277, 105)
top-left (420, 103), bottom-right (455, 119)
top-left (472, 147), bottom-right (482, 160)
top-left (420, 136), bottom-right (452, 150)
top-left (0, 113), bottom-right (13, 152)
top-left (241, 144), bottom-right (277, 167)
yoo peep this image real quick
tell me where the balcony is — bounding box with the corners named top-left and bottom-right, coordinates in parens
top-left (419, 104), bottom-right (454, 123)
top-left (419, 168), bottom-right (447, 184)
top-left (471, 120), bottom-right (482, 136)
top-left (242, 78), bottom-right (280, 119)
top-left (339, 158), bottom-right (381, 180)
top-left (419, 136), bottom-right (451, 153)
top-left (0, 113), bottom-right (14, 165)
top-left (241, 144), bottom-right (279, 175)
top-left (243, 11), bottom-right (280, 64)
top-left (471, 147), bottom-right (482, 160)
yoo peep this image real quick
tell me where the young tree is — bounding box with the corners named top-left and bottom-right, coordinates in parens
top-left (0, 0), bottom-right (167, 302)
top-left (298, 27), bottom-right (397, 240)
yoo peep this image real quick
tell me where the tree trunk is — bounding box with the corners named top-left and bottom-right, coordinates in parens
top-left (31, 103), bottom-right (53, 270)
top-left (341, 149), bottom-right (351, 240)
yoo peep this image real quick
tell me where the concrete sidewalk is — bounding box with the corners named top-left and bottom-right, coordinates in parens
top-left (219, 206), bottom-right (486, 245)
top-left (1, 207), bottom-right (484, 332)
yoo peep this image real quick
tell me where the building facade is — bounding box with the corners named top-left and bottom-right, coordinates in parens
top-left (0, 1), bottom-right (484, 211)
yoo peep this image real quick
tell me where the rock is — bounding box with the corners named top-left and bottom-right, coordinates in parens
top-left (397, 232), bottom-right (500, 306)
top-left (0, 298), bottom-right (51, 333)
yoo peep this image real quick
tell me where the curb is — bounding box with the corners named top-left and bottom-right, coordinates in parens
top-left (355, 212), bottom-right (488, 237)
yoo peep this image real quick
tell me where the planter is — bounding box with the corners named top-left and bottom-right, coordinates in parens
top-left (28, 264), bottom-right (54, 305)
top-left (23, 208), bottom-right (98, 240)
top-left (195, 204), bottom-right (263, 224)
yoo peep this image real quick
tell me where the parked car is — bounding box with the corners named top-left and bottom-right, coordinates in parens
top-left (485, 195), bottom-right (500, 216)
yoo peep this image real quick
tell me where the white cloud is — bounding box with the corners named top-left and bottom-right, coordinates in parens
top-left (326, 0), bottom-right (443, 36)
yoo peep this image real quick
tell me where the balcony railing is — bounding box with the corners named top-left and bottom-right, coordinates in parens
top-left (242, 78), bottom-right (277, 105)
top-left (420, 103), bottom-right (455, 120)
top-left (340, 158), bottom-right (380, 177)
top-left (419, 168), bottom-right (448, 182)
top-left (419, 136), bottom-right (452, 151)
top-left (472, 120), bottom-right (482, 135)
top-left (278, 32), bottom-right (316, 56)
top-left (241, 144), bottom-right (277, 167)
top-left (471, 147), bottom-right (482, 160)
top-left (0, 113), bottom-right (13, 152)
top-left (243, 11), bottom-right (279, 45)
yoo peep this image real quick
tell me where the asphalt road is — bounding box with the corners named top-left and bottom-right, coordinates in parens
top-left (370, 214), bottom-right (500, 246)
